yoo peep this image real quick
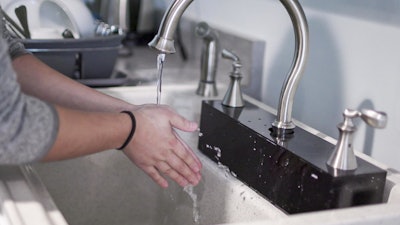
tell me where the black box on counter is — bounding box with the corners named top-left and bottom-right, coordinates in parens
top-left (198, 100), bottom-right (387, 214)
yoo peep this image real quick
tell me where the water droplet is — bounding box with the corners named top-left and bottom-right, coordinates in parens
top-left (280, 158), bottom-right (290, 167)
top-left (214, 146), bottom-right (222, 158)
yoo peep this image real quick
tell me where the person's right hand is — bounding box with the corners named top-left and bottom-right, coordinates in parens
top-left (123, 104), bottom-right (202, 188)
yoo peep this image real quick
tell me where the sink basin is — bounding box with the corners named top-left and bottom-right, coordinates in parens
top-left (8, 84), bottom-right (400, 225)
top-left (30, 84), bottom-right (286, 225)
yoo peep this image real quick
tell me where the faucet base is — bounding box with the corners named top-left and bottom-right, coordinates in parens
top-left (198, 100), bottom-right (386, 214)
top-left (196, 81), bottom-right (218, 97)
top-left (270, 125), bottom-right (294, 139)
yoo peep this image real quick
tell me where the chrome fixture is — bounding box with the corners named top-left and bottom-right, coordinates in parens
top-left (149, 0), bottom-right (309, 136)
top-left (271, 0), bottom-right (309, 135)
top-left (327, 109), bottom-right (387, 171)
top-left (195, 22), bottom-right (220, 97)
top-left (95, 21), bottom-right (123, 36)
top-left (148, 0), bottom-right (194, 54)
top-left (221, 49), bottom-right (244, 108)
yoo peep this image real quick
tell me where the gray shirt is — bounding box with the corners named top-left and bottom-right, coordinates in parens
top-left (0, 9), bottom-right (58, 164)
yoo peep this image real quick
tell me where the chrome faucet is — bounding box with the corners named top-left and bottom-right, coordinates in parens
top-left (148, 0), bottom-right (194, 54)
top-left (149, 0), bottom-right (309, 137)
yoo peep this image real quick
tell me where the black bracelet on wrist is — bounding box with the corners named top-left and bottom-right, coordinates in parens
top-left (117, 111), bottom-right (136, 150)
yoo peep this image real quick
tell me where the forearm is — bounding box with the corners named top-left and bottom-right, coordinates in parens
top-left (12, 54), bottom-right (134, 112)
top-left (43, 106), bottom-right (131, 161)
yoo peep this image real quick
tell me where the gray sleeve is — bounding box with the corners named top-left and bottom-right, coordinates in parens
top-left (0, 23), bottom-right (59, 164)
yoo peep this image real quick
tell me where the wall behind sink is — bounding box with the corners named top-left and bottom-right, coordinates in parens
top-left (159, 0), bottom-right (400, 171)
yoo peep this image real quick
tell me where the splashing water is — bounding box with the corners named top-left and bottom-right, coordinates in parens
top-left (156, 53), bottom-right (166, 105)
top-left (183, 185), bottom-right (200, 224)
top-left (204, 144), bottom-right (238, 178)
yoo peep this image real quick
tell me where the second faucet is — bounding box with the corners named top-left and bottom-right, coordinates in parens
top-left (195, 22), bottom-right (220, 97)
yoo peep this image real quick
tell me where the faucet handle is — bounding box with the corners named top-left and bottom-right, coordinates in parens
top-left (222, 49), bottom-right (240, 63)
top-left (342, 109), bottom-right (387, 128)
top-left (221, 49), bottom-right (244, 108)
top-left (327, 108), bottom-right (387, 171)
top-left (222, 49), bottom-right (242, 74)
top-left (360, 109), bottom-right (387, 128)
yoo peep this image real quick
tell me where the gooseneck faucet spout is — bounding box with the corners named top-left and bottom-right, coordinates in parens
top-left (149, 0), bottom-right (309, 137)
top-left (148, 0), bottom-right (194, 54)
top-left (271, 0), bottom-right (309, 136)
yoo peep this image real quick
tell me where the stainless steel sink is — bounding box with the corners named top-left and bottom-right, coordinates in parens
top-left (24, 84), bottom-right (400, 225)
top-left (31, 84), bottom-right (286, 225)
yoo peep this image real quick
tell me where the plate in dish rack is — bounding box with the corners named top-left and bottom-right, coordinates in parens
top-left (1, 0), bottom-right (96, 39)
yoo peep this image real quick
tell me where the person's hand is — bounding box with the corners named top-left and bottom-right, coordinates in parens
top-left (123, 104), bottom-right (202, 188)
